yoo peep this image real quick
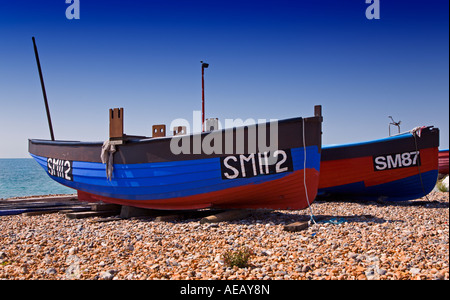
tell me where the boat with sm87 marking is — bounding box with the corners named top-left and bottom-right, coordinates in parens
top-left (29, 106), bottom-right (323, 210)
top-left (317, 126), bottom-right (439, 201)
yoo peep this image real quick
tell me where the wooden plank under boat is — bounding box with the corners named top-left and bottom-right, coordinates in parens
top-left (317, 126), bottom-right (439, 201)
top-left (438, 149), bottom-right (449, 175)
top-left (28, 108), bottom-right (323, 210)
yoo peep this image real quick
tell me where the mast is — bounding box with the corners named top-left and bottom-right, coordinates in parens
top-left (32, 36), bottom-right (55, 141)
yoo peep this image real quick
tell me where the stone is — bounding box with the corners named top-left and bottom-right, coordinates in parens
top-left (65, 264), bottom-right (81, 279)
top-left (99, 270), bottom-right (114, 280)
top-left (46, 268), bottom-right (57, 275)
top-left (376, 267), bottom-right (387, 276)
top-left (410, 268), bottom-right (421, 276)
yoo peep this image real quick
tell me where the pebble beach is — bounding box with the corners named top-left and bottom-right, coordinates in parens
top-left (0, 191), bottom-right (448, 280)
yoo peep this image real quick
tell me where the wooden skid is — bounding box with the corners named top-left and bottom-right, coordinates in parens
top-left (200, 210), bottom-right (252, 224)
top-left (65, 210), bottom-right (120, 219)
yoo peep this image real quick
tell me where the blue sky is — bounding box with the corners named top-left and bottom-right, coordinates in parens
top-left (0, 0), bottom-right (448, 158)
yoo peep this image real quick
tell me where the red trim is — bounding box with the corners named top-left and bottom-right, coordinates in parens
top-left (319, 147), bottom-right (438, 189)
top-left (78, 169), bottom-right (320, 210)
top-left (438, 150), bottom-right (449, 174)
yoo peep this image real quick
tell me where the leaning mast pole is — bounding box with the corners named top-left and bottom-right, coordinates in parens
top-left (32, 36), bottom-right (55, 141)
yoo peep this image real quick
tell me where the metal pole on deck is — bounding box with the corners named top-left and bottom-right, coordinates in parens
top-left (32, 36), bottom-right (55, 141)
top-left (201, 61), bottom-right (209, 132)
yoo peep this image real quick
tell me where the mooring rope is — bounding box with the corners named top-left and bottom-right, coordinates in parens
top-left (410, 127), bottom-right (430, 201)
top-left (101, 140), bottom-right (116, 180)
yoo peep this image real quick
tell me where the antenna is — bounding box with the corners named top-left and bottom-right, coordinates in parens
top-left (388, 116), bottom-right (401, 136)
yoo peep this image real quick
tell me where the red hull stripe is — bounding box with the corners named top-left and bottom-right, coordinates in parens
top-left (438, 150), bottom-right (449, 174)
top-left (78, 168), bottom-right (320, 210)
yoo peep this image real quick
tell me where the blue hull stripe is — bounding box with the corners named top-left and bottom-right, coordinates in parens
top-left (318, 169), bottom-right (438, 201)
top-left (31, 146), bottom-right (320, 201)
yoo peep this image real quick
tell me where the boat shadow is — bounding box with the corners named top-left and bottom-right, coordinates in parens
top-left (126, 194), bottom-right (447, 226)
top-left (245, 210), bottom-right (387, 226)
top-left (129, 208), bottom-right (388, 226)
top-left (314, 197), bottom-right (449, 209)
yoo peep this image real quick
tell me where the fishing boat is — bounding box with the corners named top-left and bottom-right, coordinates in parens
top-left (27, 37), bottom-right (323, 211)
top-left (438, 149), bottom-right (449, 175)
top-left (29, 107), bottom-right (323, 210)
top-left (317, 126), bottom-right (440, 201)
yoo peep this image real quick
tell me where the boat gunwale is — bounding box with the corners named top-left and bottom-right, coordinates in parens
top-left (321, 126), bottom-right (439, 161)
top-left (323, 126), bottom-right (438, 150)
top-left (29, 115), bottom-right (321, 147)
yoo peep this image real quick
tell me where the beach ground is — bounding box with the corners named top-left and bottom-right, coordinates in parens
top-left (0, 191), bottom-right (448, 280)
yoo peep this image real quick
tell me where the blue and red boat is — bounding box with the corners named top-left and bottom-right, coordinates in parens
top-left (28, 38), bottom-right (325, 211)
top-left (29, 108), bottom-right (323, 210)
top-left (318, 126), bottom-right (440, 201)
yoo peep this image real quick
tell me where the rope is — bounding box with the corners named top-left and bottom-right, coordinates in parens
top-left (410, 128), bottom-right (430, 201)
top-left (101, 140), bottom-right (116, 180)
top-left (302, 118), bottom-right (316, 224)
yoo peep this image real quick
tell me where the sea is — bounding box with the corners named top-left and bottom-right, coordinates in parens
top-left (0, 158), bottom-right (75, 199)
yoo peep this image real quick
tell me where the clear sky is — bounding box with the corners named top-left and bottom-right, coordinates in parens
top-left (0, 0), bottom-right (448, 158)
